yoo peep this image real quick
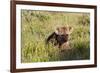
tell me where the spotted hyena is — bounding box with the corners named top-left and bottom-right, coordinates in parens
top-left (46, 26), bottom-right (73, 51)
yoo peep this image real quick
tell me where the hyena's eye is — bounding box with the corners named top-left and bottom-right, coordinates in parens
top-left (61, 34), bottom-right (68, 37)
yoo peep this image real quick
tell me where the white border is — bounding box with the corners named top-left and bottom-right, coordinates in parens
top-left (16, 5), bottom-right (94, 69)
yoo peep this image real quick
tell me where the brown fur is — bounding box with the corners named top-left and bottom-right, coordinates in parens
top-left (46, 26), bottom-right (73, 50)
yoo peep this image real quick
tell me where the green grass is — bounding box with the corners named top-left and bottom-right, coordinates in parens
top-left (21, 10), bottom-right (90, 63)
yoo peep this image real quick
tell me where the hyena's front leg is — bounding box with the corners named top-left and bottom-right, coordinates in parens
top-left (61, 42), bottom-right (71, 51)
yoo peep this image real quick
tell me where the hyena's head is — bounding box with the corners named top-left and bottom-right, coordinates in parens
top-left (55, 26), bottom-right (73, 50)
top-left (55, 26), bottom-right (73, 35)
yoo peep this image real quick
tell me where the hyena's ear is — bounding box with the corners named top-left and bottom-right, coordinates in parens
top-left (55, 27), bottom-right (58, 34)
top-left (55, 27), bottom-right (60, 34)
top-left (68, 26), bottom-right (73, 34)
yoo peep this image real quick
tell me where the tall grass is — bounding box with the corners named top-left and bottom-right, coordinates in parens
top-left (21, 10), bottom-right (90, 63)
